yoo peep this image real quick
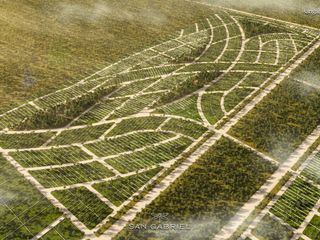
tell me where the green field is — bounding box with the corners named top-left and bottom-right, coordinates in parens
top-left (41, 219), bottom-right (84, 240)
top-left (0, 0), bottom-right (215, 113)
top-left (304, 215), bottom-right (320, 240)
top-left (52, 187), bottom-right (113, 229)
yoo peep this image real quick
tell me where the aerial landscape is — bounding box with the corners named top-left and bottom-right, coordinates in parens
top-left (1, 0), bottom-right (320, 239)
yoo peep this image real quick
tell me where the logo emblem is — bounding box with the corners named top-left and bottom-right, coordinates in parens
top-left (151, 213), bottom-right (169, 221)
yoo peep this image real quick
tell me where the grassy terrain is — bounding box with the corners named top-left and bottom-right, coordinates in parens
top-left (41, 219), bottom-right (84, 240)
top-left (115, 137), bottom-right (276, 239)
top-left (0, 0), bottom-right (214, 113)
top-left (52, 187), bottom-right (113, 229)
top-left (303, 215), bottom-right (320, 240)
top-left (0, 155), bottom-right (61, 239)
top-left (93, 167), bottom-right (162, 206)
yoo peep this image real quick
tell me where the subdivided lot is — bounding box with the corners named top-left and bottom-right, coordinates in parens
top-left (252, 214), bottom-right (294, 240)
top-left (301, 152), bottom-right (320, 184)
top-left (30, 162), bottom-right (115, 188)
top-left (110, 78), bottom-right (160, 97)
top-left (106, 93), bottom-right (161, 120)
top-left (52, 187), bottom-right (113, 229)
top-left (85, 131), bottom-right (175, 157)
top-left (0, 155), bottom-right (61, 239)
top-left (49, 124), bottom-right (113, 145)
top-left (201, 92), bottom-right (225, 124)
top-left (10, 146), bottom-right (92, 168)
top-left (0, 6), bottom-right (316, 132)
top-left (105, 137), bottom-right (192, 173)
top-left (224, 87), bottom-right (254, 112)
top-left (71, 98), bottom-right (128, 126)
top-left (270, 177), bottom-right (320, 229)
top-left (114, 66), bottom-right (180, 84)
top-left (229, 79), bottom-right (320, 161)
top-left (41, 218), bottom-right (84, 240)
top-left (106, 117), bottom-right (165, 137)
top-left (160, 118), bottom-right (208, 139)
top-left (116, 137), bottom-right (276, 239)
top-left (303, 215), bottom-right (320, 240)
top-left (93, 167), bottom-right (163, 207)
top-left (206, 72), bottom-right (248, 91)
top-left (156, 95), bottom-right (202, 122)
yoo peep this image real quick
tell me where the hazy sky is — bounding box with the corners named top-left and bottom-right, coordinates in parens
top-left (205, 0), bottom-right (318, 10)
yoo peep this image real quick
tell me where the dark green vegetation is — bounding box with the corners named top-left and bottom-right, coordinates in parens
top-left (270, 177), bottom-right (320, 228)
top-left (52, 187), bottom-right (113, 229)
top-left (0, 155), bottom-right (61, 239)
top-left (71, 98), bottom-right (128, 126)
top-left (229, 172), bottom-right (294, 240)
top-left (252, 214), bottom-right (294, 240)
top-left (238, 18), bottom-right (291, 38)
top-left (304, 215), bottom-right (320, 240)
top-left (0, 0), bottom-right (215, 113)
top-left (116, 137), bottom-right (276, 239)
top-left (155, 71), bottom-right (222, 106)
top-left (93, 168), bottom-right (162, 207)
top-left (229, 79), bottom-right (320, 161)
top-left (41, 219), bottom-right (84, 240)
top-left (17, 86), bottom-right (115, 130)
top-left (173, 43), bottom-right (207, 63)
